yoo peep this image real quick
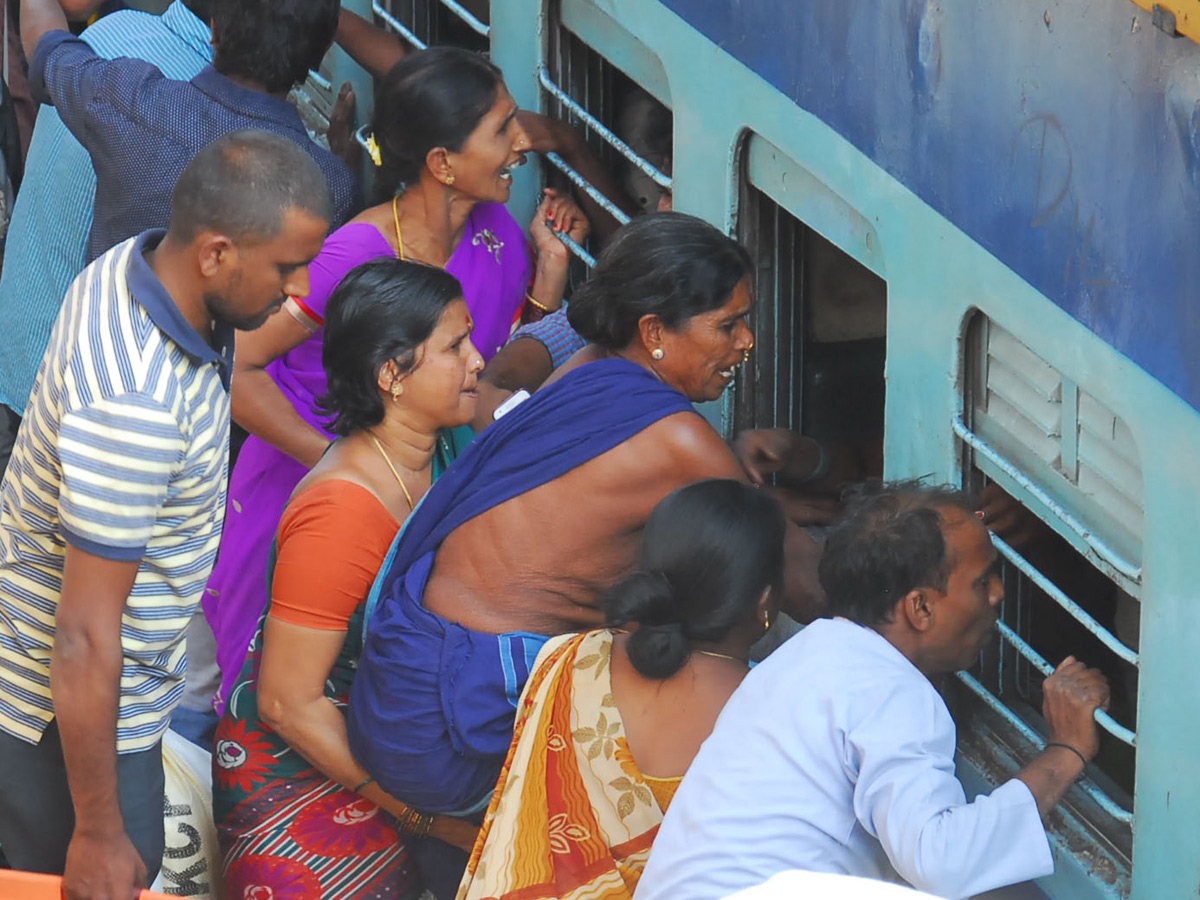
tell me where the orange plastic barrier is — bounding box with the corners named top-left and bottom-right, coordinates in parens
top-left (0, 869), bottom-right (173, 899)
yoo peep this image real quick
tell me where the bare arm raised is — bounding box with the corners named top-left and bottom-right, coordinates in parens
top-left (232, 308), bottom-right (331, 468)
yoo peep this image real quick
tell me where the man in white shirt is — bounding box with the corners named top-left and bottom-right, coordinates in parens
top-left (635, 484), bottom-right (1110, 900)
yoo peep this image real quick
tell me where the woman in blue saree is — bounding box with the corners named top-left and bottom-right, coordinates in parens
top-left (212, 260), bottom-right (482, 900)
top-left (347, 214), bottom-right (828, 872)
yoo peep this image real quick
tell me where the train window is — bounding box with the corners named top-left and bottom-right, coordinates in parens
top-left (957, 313), bottom-right (1140, 894)
top-left (370, 0), bottom-right (489, 53)
top-left (733, 149), bottom-right (886, 476)
top-left (543, 1), bottom-right (673, 267)
top-left (961, 315), bottom-right (1144, 584)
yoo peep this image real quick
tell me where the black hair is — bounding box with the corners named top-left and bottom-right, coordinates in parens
top-left (168, 129), bottom-right (333, 244)
top-left (372, 47), bottom-right (505, 198)
top-left (211, 0), bottom-right (338, 95)
top-left (817, 481), bottom-right (977, 629)
top-left (318, 258), bottom-right (464, 436)
top-left (567, 212), bottom-right (752, 350)
top-left (605, 479), bottom-right (786, 680)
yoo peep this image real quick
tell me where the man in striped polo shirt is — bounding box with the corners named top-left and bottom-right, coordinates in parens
top-left (0, 129), bottom-right (331, 900)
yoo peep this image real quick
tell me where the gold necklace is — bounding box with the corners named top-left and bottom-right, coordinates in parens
top-left (369, 434), bottom-right (414, 511)
top-left (696, 649), bottom-right (748, 665)
top-left (391, 195), bottom-right (407, 261)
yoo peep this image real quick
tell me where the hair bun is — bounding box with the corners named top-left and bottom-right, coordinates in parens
top-left (605, 570), bottom-right (691, 680)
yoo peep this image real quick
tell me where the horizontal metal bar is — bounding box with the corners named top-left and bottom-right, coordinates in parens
top-left (992, 535), bottom-right (1139, 667)
top-left (548, 225), bottom-right (595, 267)
top-left (953, 417), bottom-right (1142, 582)
top-left (544, 152), bottom-right (632, 226)
top-left (355, 124), bottom-right (372, 153)
top-left (371, 0), bottom-right (428, 49)
top-left (995, 621), bottom-right (1137, 747)
top-left (956, 672), bottom-right (1134, 824)
top-left (437, 0), bottom-right (489, 36)
top-left (537, 65), bottom-right (672, 189)
top-left (307, 69), bottom-right (332, 92)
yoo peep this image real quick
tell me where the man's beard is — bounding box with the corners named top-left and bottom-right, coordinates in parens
top-left (205, 293), bottom-right (285, 331)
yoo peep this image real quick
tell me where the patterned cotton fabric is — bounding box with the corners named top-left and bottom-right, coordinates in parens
top-left (0, 0), bottom-right (212, 415)
top-left (511, 307), bottom-right (586, 369)
top-left (457, 630), bottom-right (667, 900)
top-left (29, 30), bottom-right (360, 263)
top-left (0, 231), bottom-right (232, 752)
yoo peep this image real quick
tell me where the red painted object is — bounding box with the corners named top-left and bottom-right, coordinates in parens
top-left (0, 869), bottom-right (173, 899)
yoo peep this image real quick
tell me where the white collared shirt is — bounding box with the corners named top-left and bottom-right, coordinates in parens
top-left (635, 618), bottom-right (1053, 900)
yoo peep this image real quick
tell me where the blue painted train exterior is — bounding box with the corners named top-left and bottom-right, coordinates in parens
top-left (659, 0), bottom-right (1200, 414)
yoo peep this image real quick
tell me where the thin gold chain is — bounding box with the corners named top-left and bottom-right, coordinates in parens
top-left (391, 195), bottom-right (406, 261)
top-left (696, 649), bottom-right (747, 664)
top-left (369, 434), bottom-right (414, 511)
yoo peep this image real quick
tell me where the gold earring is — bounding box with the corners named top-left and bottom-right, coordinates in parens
top-left (445, 174), bottom-right (456, 186)
top-left (763, 612), bottom-right (771, 633)
top-left (391, 382), bottom-right (403, 400)
top-left (651, 348), bottom-right (664, 361)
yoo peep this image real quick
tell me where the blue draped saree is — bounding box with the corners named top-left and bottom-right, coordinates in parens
top-left (347, 358), bottom-right (695, 815)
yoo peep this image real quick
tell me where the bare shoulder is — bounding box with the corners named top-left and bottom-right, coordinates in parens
top-left (643, 411), bottom-right (747, 481)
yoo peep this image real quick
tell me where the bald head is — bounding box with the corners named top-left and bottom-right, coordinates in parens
top-left (168, 129), bottom-right (334, 247)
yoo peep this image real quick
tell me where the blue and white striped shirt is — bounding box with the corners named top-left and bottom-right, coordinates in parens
top-left (0, 1), bottom-right (212, 415)
top-left (0, 231), bottom-right (233, 753)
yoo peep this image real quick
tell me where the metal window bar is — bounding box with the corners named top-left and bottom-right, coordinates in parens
top-left (436, 0), bottom-right (489, 36)
top-left (355, 124), bottom-right (373, 153)
top-left (371, 0), bottom-right (429, 49)
top-left (992, 535), bottom-right (1139, 667)
top-left (995, 620), bottom-right (1136, 747)
top-left (953, 417), bottom-right (1142, 583)
top-left (956, 672), bottom-right (1134, 824)
top-left (543, 152), bottom-right (632, 228)
top-left (549, 227), bottom-right (596, 267)
top-left (537, 65), bottom-right (673, 189)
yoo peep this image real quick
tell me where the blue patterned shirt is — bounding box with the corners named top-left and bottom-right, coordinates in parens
top-left (0, 2), bottom-right (212, 414)
top-left (512, 307), bottom-right (586, 368)
top-left (30, 31), bottom-right (360, 259)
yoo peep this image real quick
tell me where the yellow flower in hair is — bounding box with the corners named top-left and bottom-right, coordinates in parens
top-left (365, 133), bottom-right (383, 168)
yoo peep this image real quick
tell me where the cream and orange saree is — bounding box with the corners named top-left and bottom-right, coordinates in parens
top-left (456, 630), bottom-right (667, 900)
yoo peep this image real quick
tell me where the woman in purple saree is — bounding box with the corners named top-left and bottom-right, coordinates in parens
top-left (203, 47), bottom-right (589, 711)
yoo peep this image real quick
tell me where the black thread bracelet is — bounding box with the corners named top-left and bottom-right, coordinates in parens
top-left (1044, 742), bottom-right (1089, 770)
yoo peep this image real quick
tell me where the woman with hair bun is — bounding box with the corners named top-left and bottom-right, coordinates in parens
top-left (456, 479), bottom-right (785, 900)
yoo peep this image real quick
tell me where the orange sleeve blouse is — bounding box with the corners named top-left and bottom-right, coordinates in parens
top-left (268, 480), bottom-right (400, 631)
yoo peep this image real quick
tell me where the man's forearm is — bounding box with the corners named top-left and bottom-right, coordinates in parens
top-left (1015, 745), bottom-right (1087, 818)
top-left (49, 629), bottom-right (124, 832)
top-left (20, 0), bottom-right (67, 63)
top-left (336, 8), bottom-right (407, 80)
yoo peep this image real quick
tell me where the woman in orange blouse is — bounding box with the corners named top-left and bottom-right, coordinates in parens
top-left (212, 259), bottom-right (484, 900)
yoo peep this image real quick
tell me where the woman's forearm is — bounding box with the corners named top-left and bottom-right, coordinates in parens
top-left (232, 367), bottom-right (330, 469)
top-left (264, 695), bottom-right (389, 800)
top-left (264, 696), bottom-right (475, 845)
top-left (528, 256), bottom-right (569, 313)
